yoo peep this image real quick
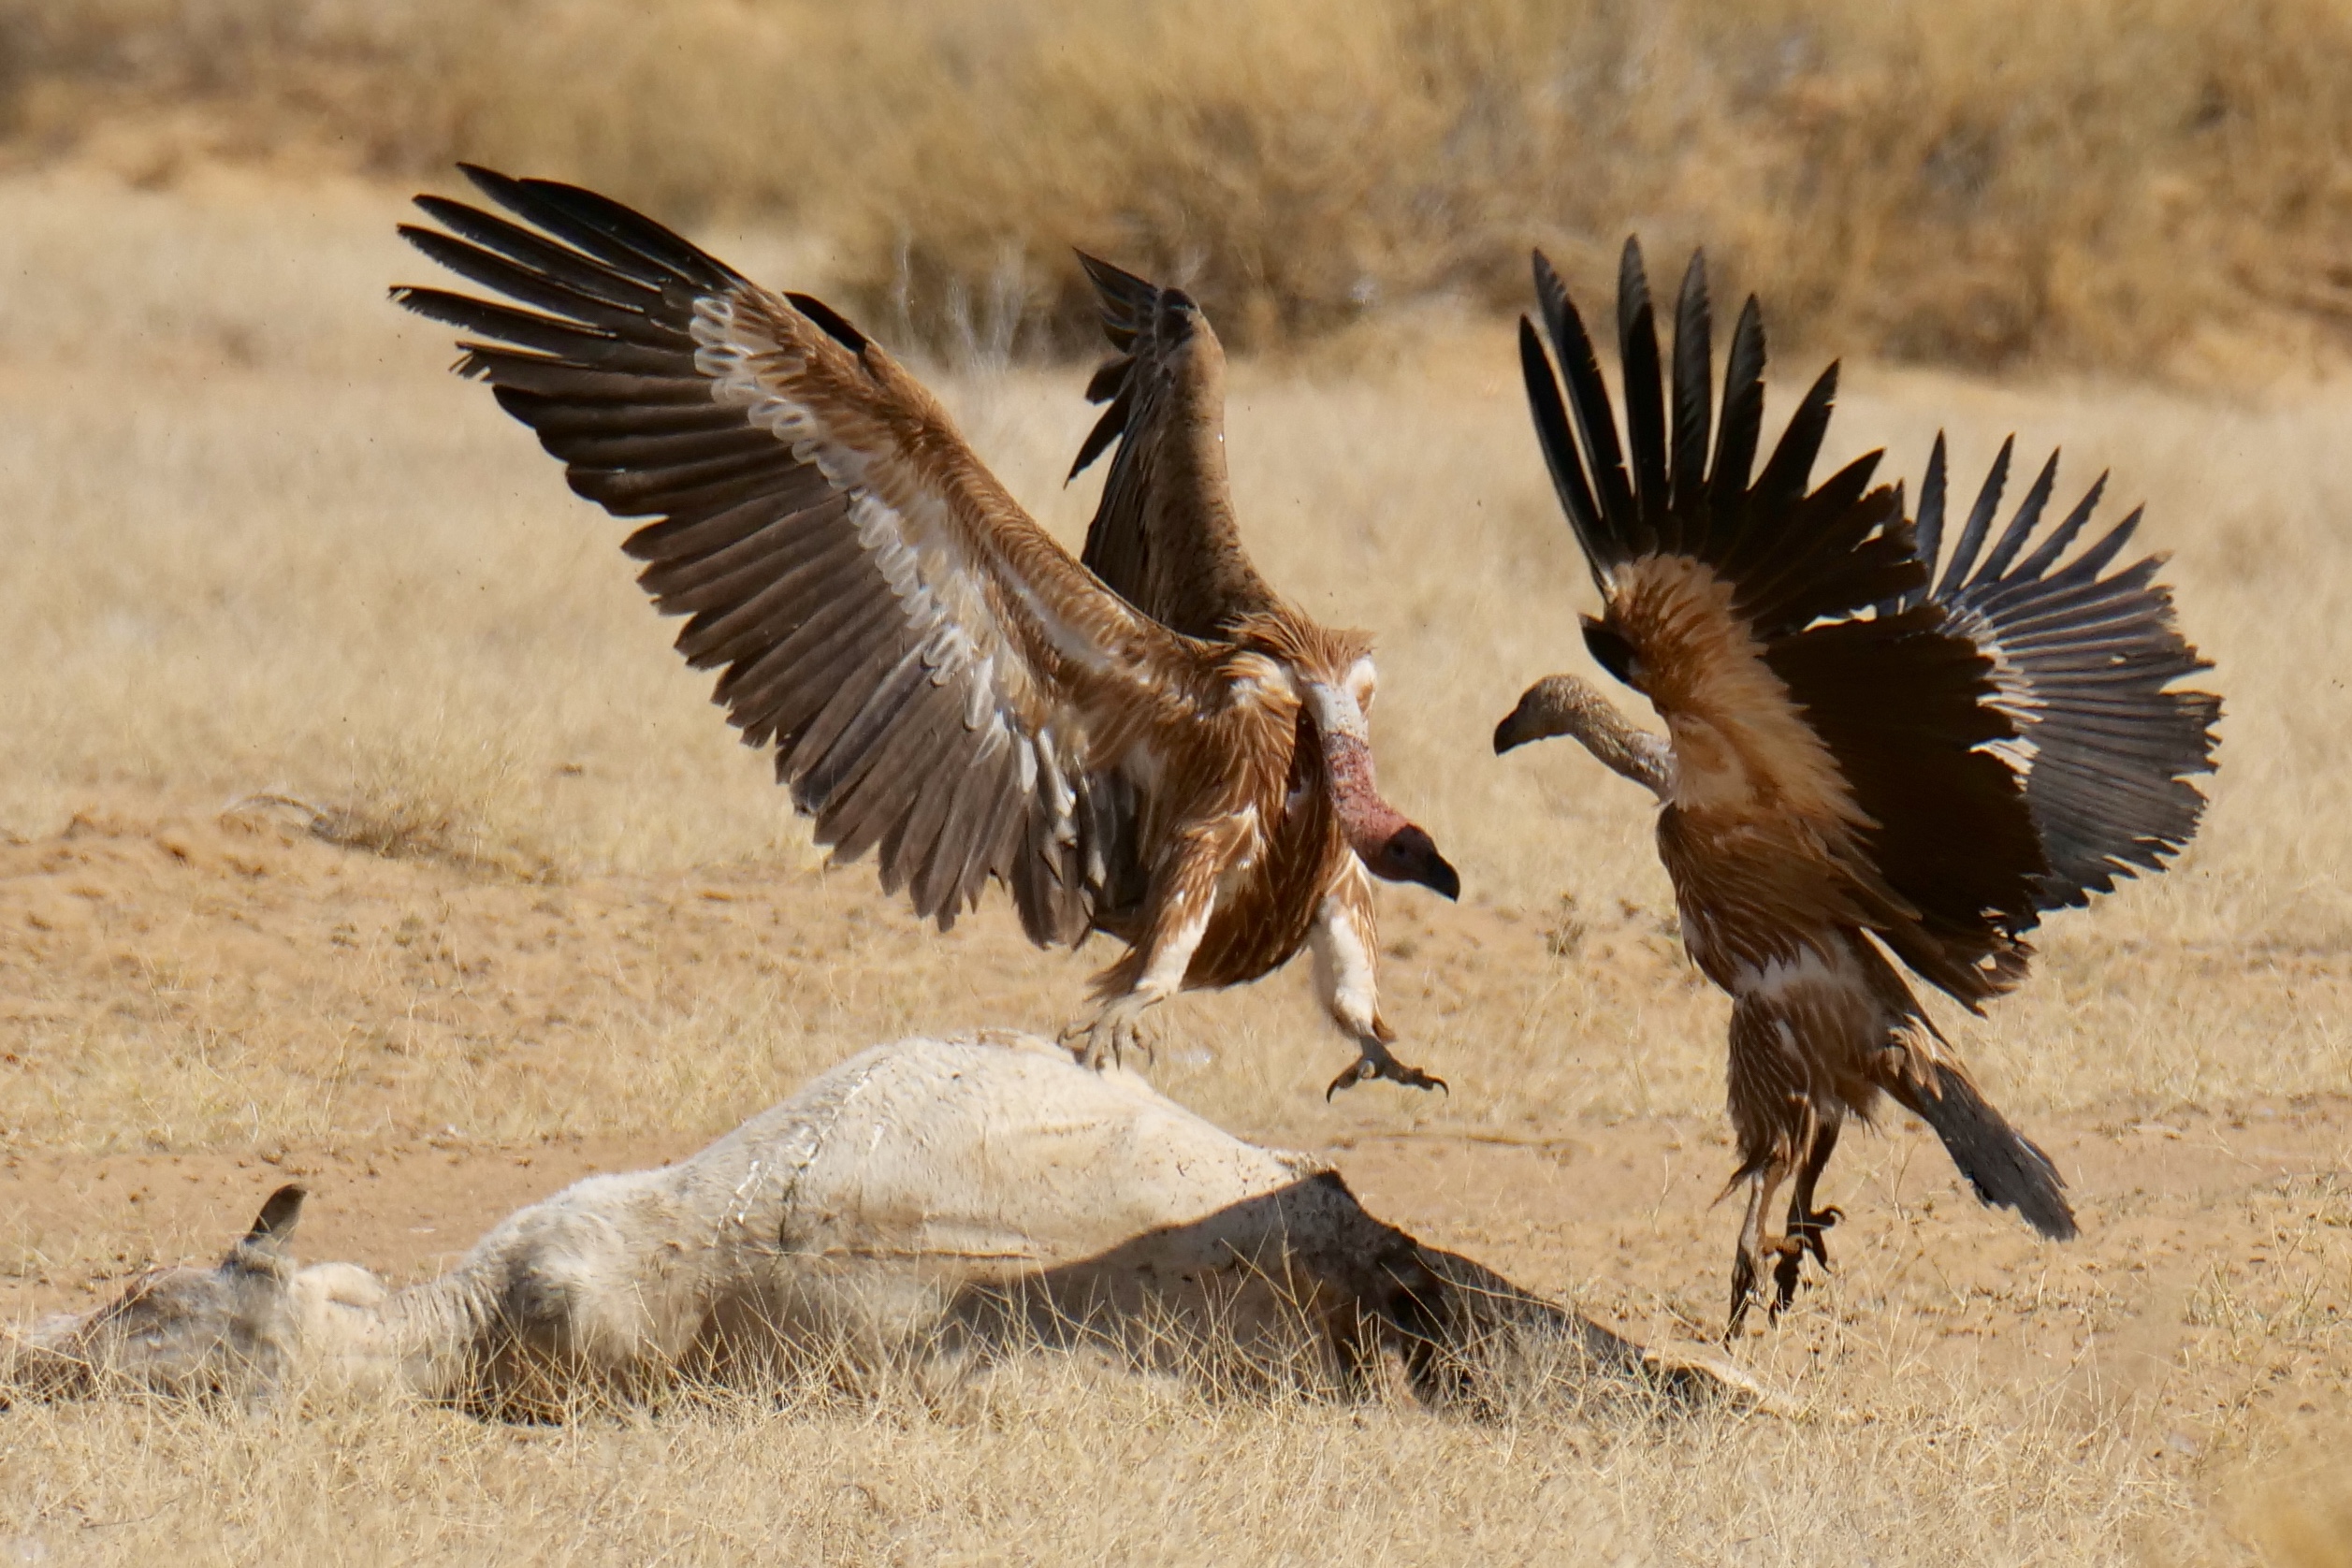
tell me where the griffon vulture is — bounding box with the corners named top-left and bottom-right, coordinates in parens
top-left (1493, 243), bottom-right (2218, 1329)
top-left (393, 168), bottom-right (1457, 1094)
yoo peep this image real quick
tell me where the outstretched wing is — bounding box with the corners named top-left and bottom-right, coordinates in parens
top-left (1067, 254), bottom-right (1281, 640)
top-left (1520, 240), bottom-right (2047, 1006)
top-left (1899, 437), bottom-right (2219, 910)
top-left (396, 167), bottom-right (1220, 944)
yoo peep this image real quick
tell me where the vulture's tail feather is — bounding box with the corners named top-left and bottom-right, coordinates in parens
top-left (1900, 1064), bottom-right (2077, 1241)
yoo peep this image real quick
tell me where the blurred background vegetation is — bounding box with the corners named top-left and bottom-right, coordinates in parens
top-left (5, 0), bottom-right (2348, 370)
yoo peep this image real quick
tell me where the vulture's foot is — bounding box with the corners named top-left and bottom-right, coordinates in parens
top-left (1326, 1038), bottom-right (1447, 1100)
top-left (1062, 1000), bottom-right (1157, 1071)
top-left (1726, 1241), bottom-right (1763, 1339)
top-left (1769, 1205), bottom-right (1842, 1319)
top-left (1725, 1204), bottom-right (1839, 1335)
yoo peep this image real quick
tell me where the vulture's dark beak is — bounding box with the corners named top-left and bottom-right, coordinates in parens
top-left (1493, 697), bottom-right (1537, 755)
top-left (1375, 824), bottom-right (1460, 901)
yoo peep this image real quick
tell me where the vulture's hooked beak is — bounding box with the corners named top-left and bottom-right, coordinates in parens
top-left (1370, 823), bottom-right (1460, 901)
top-left (1307, 677), bottom-right (1461, 902)
top-left (1493, 690), bottom-right (1543, 755)
top-left (1494, 674), bottom-right (1612, 756)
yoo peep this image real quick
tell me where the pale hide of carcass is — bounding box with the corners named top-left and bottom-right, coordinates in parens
top-left (6, 1034), bottom-right (1774, 1418)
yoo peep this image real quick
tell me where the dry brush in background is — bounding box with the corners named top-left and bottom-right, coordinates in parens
top-left (5, 0), bottom-right (2351, 369)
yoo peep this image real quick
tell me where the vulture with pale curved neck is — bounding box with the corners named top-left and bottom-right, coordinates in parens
top-left (394, 167), bottom-right (1458, 1094)
top-left (1495, 242), bottom-right (2218, 1329)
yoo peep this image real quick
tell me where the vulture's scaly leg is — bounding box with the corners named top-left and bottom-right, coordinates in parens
top-left (1312, 862), bottom-right (1444, 1097)
top-left (1770, 1111), bottom-right (1845, 1318)
top-left (1726, 1161), bottom-right (1791, 1337)
top-left (1069, 913), bottom-right (1202, 1068)
top-left (1068, 818), bottom-right (1241, 1069)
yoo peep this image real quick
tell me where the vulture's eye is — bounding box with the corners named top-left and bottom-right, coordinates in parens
top-left (1582, 618), bottom-right (1643, 690)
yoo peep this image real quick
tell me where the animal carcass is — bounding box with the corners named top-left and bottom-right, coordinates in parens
top-left (7, 1034), bottom-right (1768, 1417)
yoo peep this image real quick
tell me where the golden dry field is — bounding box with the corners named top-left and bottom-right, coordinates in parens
top-left (9, 0), bottom-right (2352, 369)
top-left (0, 47), bottom-right (2348, 1563)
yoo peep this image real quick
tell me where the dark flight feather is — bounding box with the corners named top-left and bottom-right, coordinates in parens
top-left (1910, 439), bottom-right (2219, 910)
top-left (1067, 250), bottom-right (1283, 639)
top-left (395, 169), bottom-right (1170, 945)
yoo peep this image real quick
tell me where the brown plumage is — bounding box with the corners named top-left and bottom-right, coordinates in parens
top-left (393, 167), bottom-right (1458, 1093)
top-left (1494, 242), bottom-right (2218, 1329)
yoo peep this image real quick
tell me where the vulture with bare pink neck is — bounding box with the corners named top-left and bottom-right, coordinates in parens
top-left (396, 168), bottom-right (1457, 1094)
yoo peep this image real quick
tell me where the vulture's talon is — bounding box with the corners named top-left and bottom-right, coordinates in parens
top-left (1397, 1064), bottom-right (1449, 1095)
top-left (1765, 1208), bottom-right (1841, 1319)
top-left (1768, 1241), bottom-right (1806, 1321)
top-left (1798, 1205), bottom-right (1841, 1266)
top-left (1327, 1041), bottom-right (1447, 1099)
top-left (1065, 1003), bottom-right (1158, 1071)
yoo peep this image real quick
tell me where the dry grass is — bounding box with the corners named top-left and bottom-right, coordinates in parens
top-left (5, 0), bottom-right (2352, 369)
top-left (0, 1365), bottom-right (2194, 1564)
top-left (0, 167), bottom-right (2348, 1562)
